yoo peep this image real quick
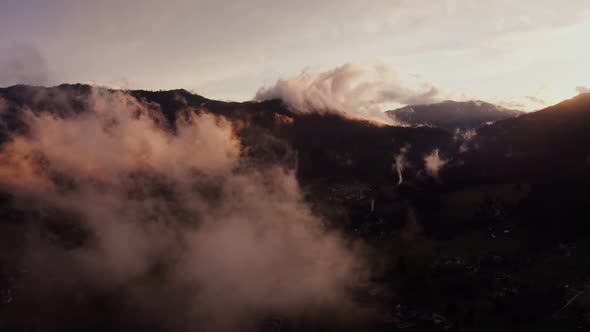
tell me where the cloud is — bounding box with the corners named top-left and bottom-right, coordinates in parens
top-left (494, 99), bottom-right (526, 110)
top-left (525, 95), bottom-right (546, 105)
top-left (85, 79), bottom-right (133, 90)
top-left (0, 89), bottom-right (366, 330)
top-left (0, 42), bottom-right (50, 87)
top-left (423, 149), bottom-right (448, 179)
top-left (393, 144), bottom-right (410, 185)
top-left (255, 62), bottom-right (446, 124)
top-left (493, 88), bottom-right (555, 111)
top-left (576, 86), bottom-right (590, 94)
top-left (454, 128), bottom-right (477, 153)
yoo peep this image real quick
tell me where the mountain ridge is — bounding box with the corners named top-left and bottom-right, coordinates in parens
top-left (386, 99), bottom-right (524, 131)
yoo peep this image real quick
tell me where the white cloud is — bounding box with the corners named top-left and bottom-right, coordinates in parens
top-left (424, 149), bottom-right (448, 178)
top-left (255, 62), bottom-right (445, 124)
top-left (0, 89), bottom-right (366, 329)
top-left (393, 144), bottom-right (411, 184)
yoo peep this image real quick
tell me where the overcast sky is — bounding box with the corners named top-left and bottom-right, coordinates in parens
top-left (1, 0), bottom-right (589, 110)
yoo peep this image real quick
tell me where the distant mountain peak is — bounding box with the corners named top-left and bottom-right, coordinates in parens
top-left (386, 100), bottom-right (523, 131)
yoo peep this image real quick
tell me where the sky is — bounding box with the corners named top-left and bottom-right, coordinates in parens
top-left (1, 0), bottom-right (589, 111)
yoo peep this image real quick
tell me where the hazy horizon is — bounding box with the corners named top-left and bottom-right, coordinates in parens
top-left (1, 0), bottom-right (589, 112)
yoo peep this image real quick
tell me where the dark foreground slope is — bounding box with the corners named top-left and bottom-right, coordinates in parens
top-left (448, 92), bottom-right (590, 183)
top-left (1, 85), bottom-right (590, 331)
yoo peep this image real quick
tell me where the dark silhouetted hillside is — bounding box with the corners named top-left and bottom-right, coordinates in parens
top-left (448, 93), bottom-right (590, 183)
top-left (3, 86), bottom-right (590, 332)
